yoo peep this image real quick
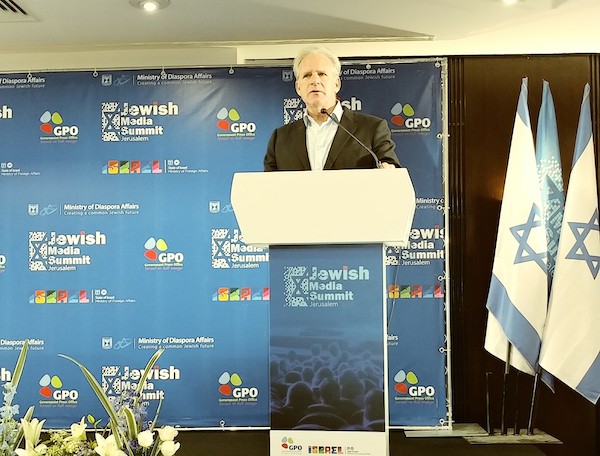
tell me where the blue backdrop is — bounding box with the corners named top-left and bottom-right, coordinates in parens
top-left (0, 59), bottom-right (446, 428)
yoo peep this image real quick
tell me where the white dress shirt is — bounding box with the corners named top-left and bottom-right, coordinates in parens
top-left (303, 102), bottom-right (344, 171)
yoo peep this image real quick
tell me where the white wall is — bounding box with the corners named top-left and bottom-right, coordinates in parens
top-left (2, 0), bottom-right (600, 74)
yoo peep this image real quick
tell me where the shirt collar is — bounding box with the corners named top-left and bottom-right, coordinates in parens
top-left (303, 101), bottom-right (343, 127)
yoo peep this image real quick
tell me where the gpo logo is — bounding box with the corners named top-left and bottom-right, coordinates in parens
top-left (216, 107), bottom-right (256, 135)
top-left (404, 117), bottom-right (431, 129)
top-left (394, 369), bottom-right (436, 398)
top-left (39, 111), bottom-right (79, 137)
top-left (408, 385), bottom-right (436, 397)
top-left (390, 102), bottom-right (432, 131)
top-left (39, 373), bottom-right (79, 401)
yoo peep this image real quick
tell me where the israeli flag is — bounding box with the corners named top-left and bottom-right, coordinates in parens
top-left (536, 80), bottom-right (565, 282)
top-left (484, 78), bottom-right (548, 375)
top-left (539, 84), bottom-right (600, 404)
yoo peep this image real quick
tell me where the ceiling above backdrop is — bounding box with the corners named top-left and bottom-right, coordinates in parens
top-left (0, 0), bottom-right (597, 53)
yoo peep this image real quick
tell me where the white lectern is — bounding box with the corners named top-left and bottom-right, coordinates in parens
top-left (231, 168), bottom-right (415, 456)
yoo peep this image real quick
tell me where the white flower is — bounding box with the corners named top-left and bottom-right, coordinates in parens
top-left (137, 429), bottom-right (154, 448)
top-left (15, 441), bottom-right (48, 456)
top-left (94, 433), bottom-right (126, 456)
top-left (157, 426), bottom-right (178, 442)
top-left (20, 418), bottom-right (46, 447)
top-left (159, 440), bottom-right (180, 456)
top-left (70, 416), bottom-right (87, 440)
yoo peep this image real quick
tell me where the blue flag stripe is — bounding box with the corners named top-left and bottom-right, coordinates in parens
top-left (517, 79), bottom-right (531, 128)
top-left (576, 351), bottom-right (600, 404)
top-left (486, 274), bottom-right (541, 370)
top-left (573, 84), bottom-right (591, 165)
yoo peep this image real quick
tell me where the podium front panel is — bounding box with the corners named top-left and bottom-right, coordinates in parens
top-left (269, 244), bottom-right (388, 455)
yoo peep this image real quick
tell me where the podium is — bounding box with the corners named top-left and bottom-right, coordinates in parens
top-left (231, 168), bottom-right (415, 456)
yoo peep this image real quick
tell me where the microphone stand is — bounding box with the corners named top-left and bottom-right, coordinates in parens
top-left (320, 108), bottom-right (383, 169)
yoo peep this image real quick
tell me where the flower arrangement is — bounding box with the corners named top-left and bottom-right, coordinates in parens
top-left (3, 342), bottom-right (180, 456)
top-left (1, 340), bottom-right (34, 456)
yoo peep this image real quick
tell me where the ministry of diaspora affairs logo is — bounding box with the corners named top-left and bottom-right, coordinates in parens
top-left (393, 369), bottom-right (436, 400)
top-left (389, 102), bottom-right (431, 133)
top-left (39, 110), bottom-right (79, 142)
top-left (211, 228), bottom-right (269, 269)
top-left (217, 371), bottom-right (259, 404)
top-left (143, 236), bottom-right (184, 270)
top-left (215, 107), bottom-right (256, 139)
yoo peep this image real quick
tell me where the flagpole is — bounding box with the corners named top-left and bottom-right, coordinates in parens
top-left (527, 370), bottom-right (541, 435)
top-left (500, 343), bottom-right (512, 435)
top-left (486, 371), bottom-right (493, 435)
top-left (513, 370), bottom-right (520, 435)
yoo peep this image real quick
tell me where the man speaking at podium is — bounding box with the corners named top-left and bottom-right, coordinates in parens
top-left (264, 46), bottom-right (401, 171)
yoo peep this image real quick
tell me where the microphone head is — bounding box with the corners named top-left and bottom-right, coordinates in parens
top-left (320, 108), bottom-right (328, 114)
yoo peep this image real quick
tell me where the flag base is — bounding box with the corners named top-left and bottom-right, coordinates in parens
top-left (404, 423), bottom-right (488, 438)
top-left (465, 428), bottom-right (561, 444)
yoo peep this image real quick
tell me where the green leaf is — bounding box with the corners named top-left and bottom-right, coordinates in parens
top-left (122, 406), bottom-right (138, 440)
top-left (13, 405), bottom-right (35, 450)
top-left (11, 339), bottom-right (29, 389)
top-left (134, 349), bottom-right (164, 407)
top-left (58, 354), bottom-right (124, 448)
top-left (149, 397), bottom-right (164, 432)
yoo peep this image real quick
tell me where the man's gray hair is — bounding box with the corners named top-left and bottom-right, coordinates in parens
top-left (292, 46), bottom-right (341, 79)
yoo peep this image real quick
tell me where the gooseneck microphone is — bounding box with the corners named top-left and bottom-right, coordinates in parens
top-left (320, 108), bottom-right (383, 169)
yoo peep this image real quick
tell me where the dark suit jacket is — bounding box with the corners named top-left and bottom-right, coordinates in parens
top-left (264, 107), bottom-right (400, 171)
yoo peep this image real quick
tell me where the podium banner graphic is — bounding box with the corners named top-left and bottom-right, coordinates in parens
top-left (0, 60), bottom-right (446, 427)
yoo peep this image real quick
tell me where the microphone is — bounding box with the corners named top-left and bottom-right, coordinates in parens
top-left (320, 108), bottom-right (383, 169)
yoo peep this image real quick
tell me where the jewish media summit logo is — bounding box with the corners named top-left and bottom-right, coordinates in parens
top-left (143, 236), bottom-right (184, 270)
top-left (393, 369), bottom-right (436, 402)
top-left (386, 226), bottom-right (445, 267)
top-left (28, 230), bottom-right (107, 272)
top-left (38, 373), bottom-right (79, 406)
top-left (101, 362), bottom-right (180, 403)
top-left (101, 100), bottom-right (178, 142)
top-left (216, 107), bottom-right (256, 140)
top-left (283, 264), bottom-right (369, 307)
top-left (0, 253), bottom-right (5, 273)
top-left (211, 229), bottom-right (268, 269)
top-left (39, 110), bottom-right (79, 142)
top-left (389, 102), bottom-right (431, 134)
top-left (217, 371), bottom-right (259, 405)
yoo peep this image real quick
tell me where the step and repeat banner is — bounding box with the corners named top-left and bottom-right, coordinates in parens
top-left (0, 59), bottom-right (446, 429)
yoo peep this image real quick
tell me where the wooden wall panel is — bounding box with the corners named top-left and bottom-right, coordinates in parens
top-left (448, 55), bottom-right (598, 456)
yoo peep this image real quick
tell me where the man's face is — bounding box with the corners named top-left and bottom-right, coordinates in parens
top-left (295, 53), bottom-right (341, 114)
